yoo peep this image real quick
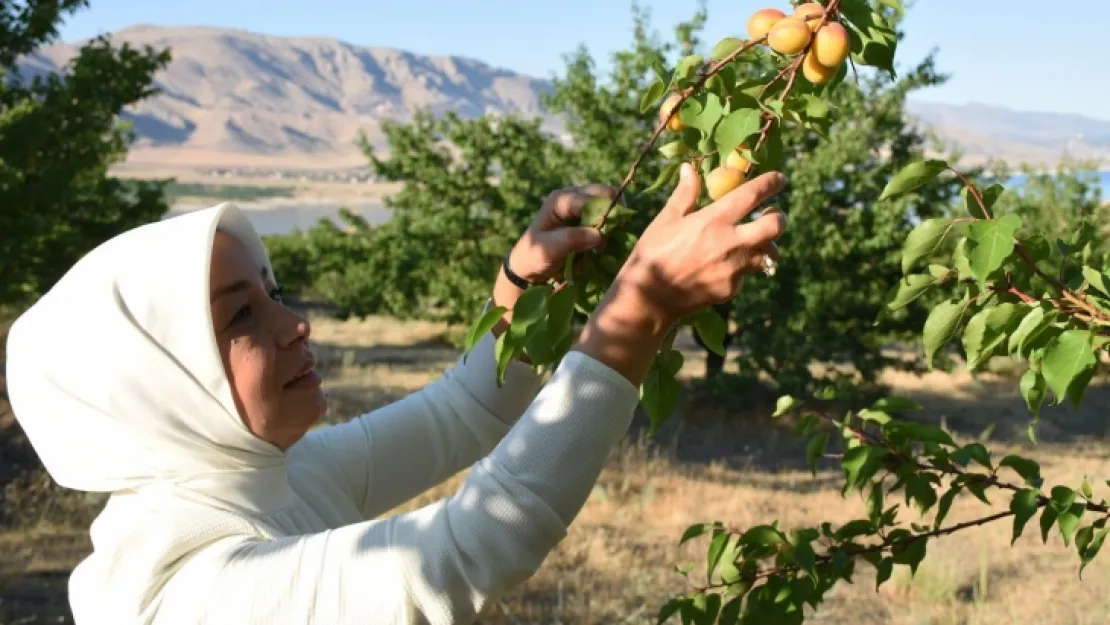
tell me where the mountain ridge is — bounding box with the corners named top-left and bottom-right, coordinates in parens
top-left (14, 25), bottom-right (1110, 171)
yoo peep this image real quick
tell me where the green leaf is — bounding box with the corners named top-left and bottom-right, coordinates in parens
top-left (1008, 306), bottom-right (1048, 355)
top-left (672, 54), bottom-right (704, 83)
top-left (966, 215), bottom-right (1022, 283)
top-left (657, 597), bottom-right (686, 624)
top-left (740, 525), bottom-right (786, 548)
top-left (1039, 505), bottom-right (1059, 544)
top-left (806, 432), bottom-right (829, 476)
top-left (888, 274), bottom-right (937, 310)
top-left (1019, 369), bottom-right (1046, 418)
top-left (547, 286), bottom-right (576, 343)
top-left (835, 519), bottom-right (875, 541)
top-left (711, 36), bottom-right (745, 60)
top-left (706, 531), bottom-right (730, 580)
top-left (866, 482), bottom-right (884, 522)
top-left (1050, 486), bottom-right (1077, 514)
top-left (494, 332), bottom-right (516, 387)
top-left (713, 107), bottom-right (763, 158)
top-left (644, 162), bottom-right (681, 193)
top-left (509, 284), bottom-right (552, 343)
top-left (858, 409), bottom-right (891, 425)
top-left (999, 455), bottom-right (1042, 488)
top-left (1082, 266), bottom-right (1110, 297)
top-left (773, 395), bottom-right (802, 418)
top-left (658, 140), bottom-right (690, 159)
top-left (640, 79), bottom-right (667, 114)
top-left (1058, 502), bottom-right (1085, 547)
top-left (871, 397), bottom-right (924, 412)
top-left (463, 305), bottom-right (507, 358)
top-left (1082, 477), bottom-right (1094, 499)
top-left (880, 159), bottom-right (949, 202)
top-left (641, 367), bottom-right (681, 435)
top-left (891, 536), bottom-right (927, 576)
top-left (962, 303), bottom-right (1023, 370)
top-left (1041, 330), bottom-right (1097, 406)
top-left (842, 446), bottom-right (889, 492)
top-left (679, 522), bottom-right (715, 545)
top-left (960, 183), bottom-right (1005, 219)
top-left (875, 557), bottom-right (894, 590)
top-left (692, 309), bottom-right (728, 357)
top-left (901, 218), bottom-right (960, 274)
top-left (923, 298), bottom-right (970, 367)
top-left (1079, 526), bottom-right (1109, 579)
top-left (934, 486), bottom-right (960, 530)
top-left (1009, 488), bottom-right (1040, 545)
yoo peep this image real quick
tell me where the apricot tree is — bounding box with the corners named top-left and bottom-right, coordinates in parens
top-left (461, 1), bottom-right (1110, 622)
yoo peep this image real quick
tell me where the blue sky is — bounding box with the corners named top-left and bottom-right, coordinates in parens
top-left (56, 0), bottom-right (1110, 121)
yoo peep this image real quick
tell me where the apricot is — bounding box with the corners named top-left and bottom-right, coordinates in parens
top-left (725, 148), bottom-right (750, 172)
top-left (706, 166), bottom-right (745, 201)
top-left (767, 17), bottom-right (812, 55)
top-left (802, 50), bottom-right (837, 84)
top-left (793, 2), bottom-right (826, 31)
top-left (747, 8), bottom-right (786, 41)
top-left (813, 22), bottom-right (850, 67)
top-left (659, 94), bottom-right (687, 132)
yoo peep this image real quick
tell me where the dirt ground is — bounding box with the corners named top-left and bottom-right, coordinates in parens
top-left (2, 313), bottom-right (1109, 624)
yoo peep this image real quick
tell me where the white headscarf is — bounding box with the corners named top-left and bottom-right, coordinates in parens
top-left (5, 202), bottom-right (288, 511)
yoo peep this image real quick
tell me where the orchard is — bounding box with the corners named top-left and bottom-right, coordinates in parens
top-left (460, 0), bottom-right (1110, 623)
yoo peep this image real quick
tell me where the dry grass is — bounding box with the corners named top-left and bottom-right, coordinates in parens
top-left (3, 313), bottom-right (1110, 624)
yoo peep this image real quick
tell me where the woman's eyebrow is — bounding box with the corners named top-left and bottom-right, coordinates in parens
top-left (211, 267), bottom-right (268, 301)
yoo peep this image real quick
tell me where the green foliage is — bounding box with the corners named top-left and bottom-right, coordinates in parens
top-left (0, 0), bottom-right (171, 309)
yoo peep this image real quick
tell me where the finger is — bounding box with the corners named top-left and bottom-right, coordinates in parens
top-left (707, 171), bottom-right (787, 225)
top-left (660, 162), bottom-right (701, 221)
top-left (537, 226), bottom-right (605, 255)
top-left (549, 185), bottom-right (620, 224)
top-left (734, 208), bottom-right (787, 249)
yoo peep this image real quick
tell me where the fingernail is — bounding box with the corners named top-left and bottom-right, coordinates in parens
top-left (584, 229), bottom-right (603, 247)
top-left (680, 163), bottom-right (691, 180)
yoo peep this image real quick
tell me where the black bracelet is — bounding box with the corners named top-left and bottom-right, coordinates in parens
top-left (502, 254), bottom-right (536, 290)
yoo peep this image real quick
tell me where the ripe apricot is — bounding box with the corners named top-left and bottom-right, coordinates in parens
top-left (747, 8), bottom-right (786, 41)
top-left (802, 50), bottom-right (837, 84)
top-left (706, 166), bottom-right (745, 201)
top-left (659, 94), bottom-right (687, 132)
top-left (767, 17), bottom-right (812, 55)
top-left (813, 22), bottom-right (850, 67)
top-left (793, 2), bottom-right (826, 31)
top-left (725, 148), bottom-right (750, 172)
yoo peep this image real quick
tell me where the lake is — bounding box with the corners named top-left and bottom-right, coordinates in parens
top-left (167, 172), bottom-right (1108, 237)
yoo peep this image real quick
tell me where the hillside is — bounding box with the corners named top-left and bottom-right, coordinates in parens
top-left (14, 25), bottom-right (1110, 171)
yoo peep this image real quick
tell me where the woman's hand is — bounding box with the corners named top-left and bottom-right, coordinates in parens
top-left (617, 162), bottom-right (786, 323)
top-left (505, 184), bottom-right (620, 283)
top-left (491, 184), bottom-right (617, 323)
top-left (574, 163), bottom-right (787, 386)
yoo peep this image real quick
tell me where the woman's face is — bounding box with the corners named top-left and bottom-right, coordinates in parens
top-left (208, 231), bottom-right (327, 450)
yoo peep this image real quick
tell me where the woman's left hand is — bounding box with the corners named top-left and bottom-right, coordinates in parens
top-left (502, 184), bottom-right (619, 283)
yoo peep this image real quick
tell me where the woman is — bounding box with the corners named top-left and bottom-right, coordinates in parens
top-left (5, 163), bottom-right (786, 624)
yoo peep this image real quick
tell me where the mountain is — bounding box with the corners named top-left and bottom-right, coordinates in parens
top-left (12, 26), bottom-right (1110, 171)
top-left (14, 25), bottom-right (564, 169)
top-left (905, 101), bottom-right (1110, 170)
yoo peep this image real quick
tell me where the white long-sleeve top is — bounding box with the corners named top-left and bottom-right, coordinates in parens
top-left (72, 331), bottom-right (639, 624)
top-left (4, 202), bottom-right (643, 625)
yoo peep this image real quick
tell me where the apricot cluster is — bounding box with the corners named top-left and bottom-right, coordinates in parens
top-left (749, 2), bottom-right (850, 84)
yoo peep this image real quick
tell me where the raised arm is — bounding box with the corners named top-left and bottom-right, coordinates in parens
top-left (157, 166), bottom-right (787, 625)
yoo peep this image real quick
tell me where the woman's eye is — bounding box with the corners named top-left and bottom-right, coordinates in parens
top-left (231, 305), bottom-right (252, 324)
top-left (269, 286), bottom-right (285, 303)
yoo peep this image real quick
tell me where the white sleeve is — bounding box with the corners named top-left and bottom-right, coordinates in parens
top-left (158, 350), bottom-right (642, 625)
top-left (291, 327), bottom-right (547, 519)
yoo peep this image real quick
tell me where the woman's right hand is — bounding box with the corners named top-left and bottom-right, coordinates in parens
top-left (617, 161), bottom-right (787, 324)
top-left (572, 162), bottom-right (787, 386)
